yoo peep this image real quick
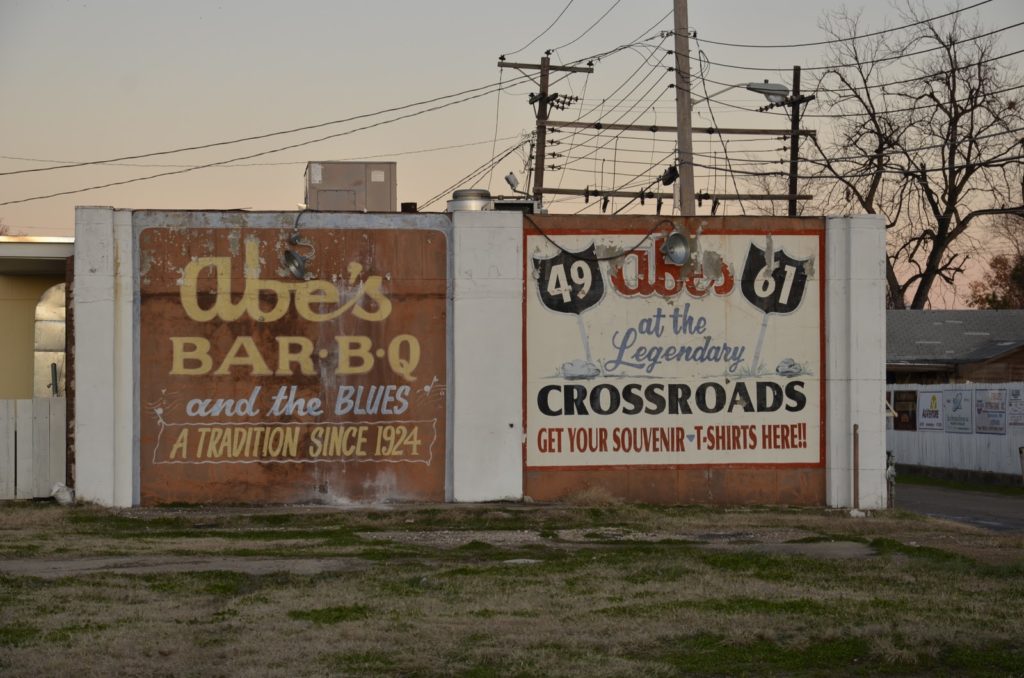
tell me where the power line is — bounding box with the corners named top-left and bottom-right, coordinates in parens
top-left (698, 46), bottom-right (1024, 96)
top-left (687, 0), bottom-right (995, 49)
top-left (695, 46), bottom-right (746, 214)
top-left (556, 57), bottom-right (673, 171)
top-left (686, 20), bottom-right (1024, 73)
top-left (0, 84), bottom-right (523, 207)
top-left (0, 34), bottom-right (661, 206)
top-left (0, 76), bottom-right (534, 178)
top-left (0, 135), bottom-right (525, 170)
top-left (420, 137), bottom-right (531, 210)
top-left (802, 125), bottom-right (1024, 164)
top-left (573, 149), bottom-right (676, 214)
top-left (503, 0), bottom-right (576, 57)
top-left (0, 33), bottom-right (662, 183)
top-left (549, 0), bottom-right (622, 53)
top-left (801, 152), bottom-right (1024, 180)
top-left (485, 69), bottom-right (505, 192)
top-left (744, 83), bottom-right (1024, 120)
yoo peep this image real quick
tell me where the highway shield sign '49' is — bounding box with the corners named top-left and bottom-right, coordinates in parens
top-left (533, 244), bottom-right (605, 315)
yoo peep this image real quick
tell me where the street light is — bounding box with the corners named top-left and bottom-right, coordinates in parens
top-left (674, 78), bottom-right (791, 216)
top-left (691, 80), bottom-right (789, 108)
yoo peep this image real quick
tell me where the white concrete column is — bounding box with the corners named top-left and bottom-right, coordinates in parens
top-left (74, 207), bottom-right (135, 506)
top-left (451, 211), bottom-right (523, 502)
top-left (825, 215), bottom-right (887, 508)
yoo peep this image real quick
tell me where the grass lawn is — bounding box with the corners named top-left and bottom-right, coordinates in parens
top-left (0, 500), bottom-right (1021, 677)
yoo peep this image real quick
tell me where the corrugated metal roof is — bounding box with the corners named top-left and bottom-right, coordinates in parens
top-left (887, 309), bottom-right (1024, 364)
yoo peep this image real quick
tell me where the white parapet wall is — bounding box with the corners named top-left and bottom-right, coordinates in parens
top-left (825, 215), bottom-right (887, 509)
top-left (74, 207), bottom-right (135, 507)
top-left (450, 211), bottom-right (524, 502)
top-left (72, 207), bottom-right (884, 508)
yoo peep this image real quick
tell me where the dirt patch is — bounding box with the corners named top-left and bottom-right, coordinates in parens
top-left (0, 555), bottom-right (371, 578)
top-left (700, 541), bottom-right (876, 559)
top-left (359, 529), bottom-right (550, 549)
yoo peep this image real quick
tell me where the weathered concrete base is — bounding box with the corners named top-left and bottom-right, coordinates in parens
top-left (525, 468), bottom-right (826, 506)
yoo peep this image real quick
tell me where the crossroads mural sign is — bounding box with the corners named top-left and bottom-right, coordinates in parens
top-left (524, 216), bottom-right (825, 469)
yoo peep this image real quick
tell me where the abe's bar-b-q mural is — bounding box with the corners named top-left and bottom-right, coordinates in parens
top-left (136, 213), bottom-right (448, 505)
top-left (524, 216), bottom-right (825, 504)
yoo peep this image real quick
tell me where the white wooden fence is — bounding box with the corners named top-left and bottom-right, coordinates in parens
top-left (0, 398), bottom-right (67, 500)
top-left (886, 383), bottom-right (1024, 478)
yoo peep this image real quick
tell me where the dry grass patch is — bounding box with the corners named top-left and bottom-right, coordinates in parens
top-left (0, 501), bottom-right (1022, 676)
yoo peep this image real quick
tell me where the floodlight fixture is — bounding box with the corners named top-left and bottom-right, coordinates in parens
top-left (282, 232), bottom-right (316, 280)
top-left (661, 231), bottom-right (691, 266)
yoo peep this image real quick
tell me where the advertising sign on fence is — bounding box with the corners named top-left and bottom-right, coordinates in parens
top-left (943, 389), bottom-right (973, 434)
top-left (893, 391), bottom-right (918, 431)
top-left (136, 214), bottom-right (449, 504)
top-left (524, 218), bottom-right (824, 473)
top-left (974, 388), bottom-right (1007, 435)
top-left (917, 390), bottom-right (944, 431)
top-left (1008, 386), bottom-right (1024, 427)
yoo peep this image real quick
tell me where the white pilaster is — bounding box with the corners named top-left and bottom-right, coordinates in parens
top-left (825, 215), bottom-right (887, 508)
top-left (74, 207), bottom-right (135, 506)
top-left (451, 211), bottom-right (524, 502)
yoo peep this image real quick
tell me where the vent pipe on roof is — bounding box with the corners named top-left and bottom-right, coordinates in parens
top-left (446, 189), bottom-right (493, 212)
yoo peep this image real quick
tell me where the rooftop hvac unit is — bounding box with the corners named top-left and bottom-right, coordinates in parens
top-left (304, 161), bottom-right (397, 212)
top-left (493, 198), bottom-right (540, 214)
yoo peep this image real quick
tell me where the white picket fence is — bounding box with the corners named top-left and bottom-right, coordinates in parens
top-left (0, 398), bottom-right (67, 500)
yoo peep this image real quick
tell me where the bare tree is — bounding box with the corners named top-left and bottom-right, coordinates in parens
top-left (803, 2), bottom-right (1024, 309)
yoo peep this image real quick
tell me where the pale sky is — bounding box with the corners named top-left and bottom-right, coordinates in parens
top-left (1, 0), bottom-right (1021, 246)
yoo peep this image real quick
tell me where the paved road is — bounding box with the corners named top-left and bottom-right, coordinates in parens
top-left (895, 483), bottom-right (1024, 532)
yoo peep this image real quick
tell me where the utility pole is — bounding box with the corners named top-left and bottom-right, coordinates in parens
top-left (674, 0), bottom-right (695, 215)
top-left (534, 56), bottom-right (551, 205)
top-left (787, 66), bottom-right (814, 217)
top-left (498, 56), bottom-right (593, 205)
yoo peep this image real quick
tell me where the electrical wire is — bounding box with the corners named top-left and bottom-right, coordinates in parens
top-left (557, 61), bottom-right (673, 170)
top-left (0, 135), bottom-right (526, 170)
top-left (685, 20), bottom-right (1024, 73)
top-left (419, 137), bottom-right (531, 210)
top-left (573, 149), bottom-right (676, 215)
top-left (698, 47), bottom-right (1024, 96)
top-left (0, 75), bottom-right (541, 178)
top-left (0, 35), bottom-right (667, 207)
top-left (548, 0), bottom-right (622, 53)
top-left (485, 68), bottom-right (505, 192)
top-left (0, 84), bottom-right (525, 207)
top-left (687, 0), bottom-right (994, 49)
top-left (525, 213), bottom-right (677, 262)
top-left (800, 125), bottom-right (1024, 165)
top-left (550, 46), bottom-right (674, 183)
top-left (695, 45), bottom-right (745, 215)
top-left (502, 0), bottom-right (576, 57)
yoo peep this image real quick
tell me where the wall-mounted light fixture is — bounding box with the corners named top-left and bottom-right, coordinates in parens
top-left (661, 231), bottom-right (691, 266)
top-left (282, 212), bottom-right (316, 280)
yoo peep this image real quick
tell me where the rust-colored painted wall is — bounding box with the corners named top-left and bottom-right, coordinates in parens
top-left (137, 221), bottom-right (447, 505)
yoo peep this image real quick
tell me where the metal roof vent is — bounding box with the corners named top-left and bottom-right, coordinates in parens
top-left (447, 188), bottom-right (493, 212)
